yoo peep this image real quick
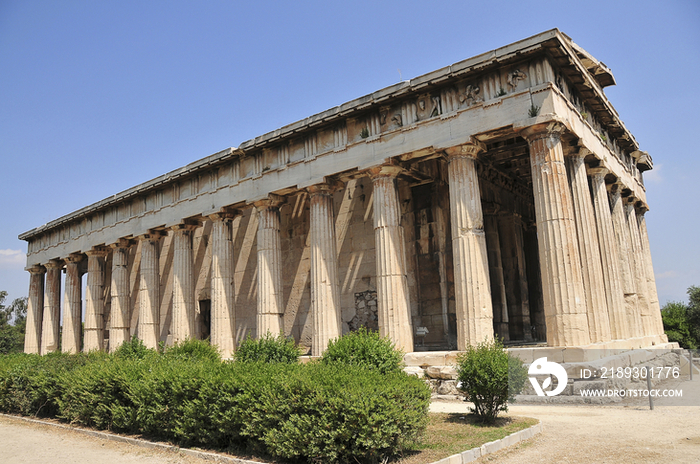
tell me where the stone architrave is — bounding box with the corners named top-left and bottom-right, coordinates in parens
top-left (84, 247), bottom-right (108, 351)
top-left (210, 212), bottom-right (236, 358)
top-left (445, 144), bottom-right (494, 348)
top-left (110, 240), bottom-right (132, 351)
top-left (308, 182), bottom-right (342, 356)
top-left (172, 223), bottom-right (198, 344)
top-left (255, 197), bottom-right (285, 338)
top-left (521, 122), bottom-right (590, 347)
top-left (625, 199), bottom-right (653, 337)
top-left (565, 150), bottom-right (611, 343)
top-left (609, 185), bottom-right (643, 338)
top-left (24, 265), bottom-right (45, 354)
top-left (637, 208), bottom-right (665, 336)
top-left (138, 233), bottom-right (162, 349)
top-left (588, 168), bottom-right (628, 340)
top-left (484, 214), bottom-right (509, 341)
top-left (41, 259), bottom-right (62, 355)
top-left (369, 165), bottom-right (414, 353)
top-left (62, 253), bottom-right (84, 354)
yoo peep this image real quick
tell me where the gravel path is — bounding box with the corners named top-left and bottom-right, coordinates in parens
top-left (431, 377), bottom-right (700, 463)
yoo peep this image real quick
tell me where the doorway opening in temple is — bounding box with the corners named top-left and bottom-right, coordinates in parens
top-left (198, 299), bottom-right (211, 341)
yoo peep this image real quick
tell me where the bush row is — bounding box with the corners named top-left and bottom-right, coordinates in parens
top-left (0, 338), bottom-right (430, 463)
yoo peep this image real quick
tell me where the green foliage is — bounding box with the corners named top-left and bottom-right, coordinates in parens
top-left (456, 339), bottom-right (525, 424)
top-left (113, 335), bottom-right (156, 360)
top-left (321, 327), bottom-right (404, 374)
top-left (662, 286), bottom-right (700, 349)
top-left (528, 104), bottom-right (541, 117)
top-left (0, 347), bottom-right (430, 463)
top-left (0, 292), bottom-right (27, 354)
top-left (233, 333), bottom-right (300, 364)
top-left (164, 338), bottom-right (221, 362)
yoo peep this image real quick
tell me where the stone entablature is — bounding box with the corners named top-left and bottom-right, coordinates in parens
top-left (19, 29), bottom-right (664, 356)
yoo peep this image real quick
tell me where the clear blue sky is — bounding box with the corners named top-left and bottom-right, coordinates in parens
top-left (1, 1), bottom-right (698, 308)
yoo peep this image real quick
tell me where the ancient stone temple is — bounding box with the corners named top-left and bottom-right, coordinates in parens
top-left (20, 29), bottom-right (667, 359)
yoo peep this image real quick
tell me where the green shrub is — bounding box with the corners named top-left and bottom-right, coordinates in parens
top-left (113, 335), bottom-right (156, 360)
top-left (456, 339), bottom-right (526, 424)
top-left (164, 338), bottom-right (221, 363)
top-left (0, 351), bottom-right (98, 417)
top-left (321, 327), bottom-right (404, 374)
top-left (233, 333), bottom-right (300, 364)
top-left (0, 346), bottom-right (430, 463)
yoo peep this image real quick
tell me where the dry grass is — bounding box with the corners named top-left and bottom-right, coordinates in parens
top-left (392, 413), bottom-right (538, 464)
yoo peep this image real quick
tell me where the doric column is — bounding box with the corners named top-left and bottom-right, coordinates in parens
top-left (109, 239), bottom-right (132, 352)
top-left (84, 247), bottom-right (108, 351)
top-left (62, 253), bottom-right (84, 354)
top-left (308, 183), bottom-right (342, 356)
top-left (255, 197), bottom-right (285, 338)
top-left (445, 144), bottom-right (494, 349)
top-left (24, 265), bottom-right (45, 354)
top-left (626, 199), bottom-right (653, 337)
top-left (637, 208), bottom-right (665, 336)
top-left (369, 165), bottom-right (414, 352)
top-left (589, 168), bottom-right (628, 340)
top-left (609, 185), bottom-right (643, 338)
top-left (565, 150), bottom-right (611, 343)
top-left (521, 122), bottom-right (590, 346)
top-left (210, 212), bottom-right (236, 358)
top-left (171, 223), bottom-right (197, 344)
top-left (40, 259), bottom-right (62, 355)
top-left (138, 232), bottom-right (163, 349)
top-left (484, 214), bottom-right (509, 341)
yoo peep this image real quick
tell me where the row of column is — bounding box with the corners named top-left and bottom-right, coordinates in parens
top-left (23, 123), bottom-right (662, 355)
top-left (523, 121), bottom-right (663, 346)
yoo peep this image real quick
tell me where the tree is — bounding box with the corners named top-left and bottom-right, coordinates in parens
top-left (0, 291), bottom-right (28, 354)
top-left (661, 286), bottom-right (700, 349)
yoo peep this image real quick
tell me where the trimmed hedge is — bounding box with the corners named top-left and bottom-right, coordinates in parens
top-left (321, 327), bottom-right (404, 374)
top-left (0, 347), bottom-right (429, 463)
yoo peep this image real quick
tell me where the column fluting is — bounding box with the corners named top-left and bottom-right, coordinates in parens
top-left (370, 165), bottom-right (414, 353)
top-left (565, 151), bottom-right (612, 343)
top-left (210, 213), bottom-right (236, 358)
top-left (172, 224), bottom-right (197, 344)
top-left (110, 241), bottom-right (132, 351)
top-left (637, 209), bottom-right (665, 336)
top-left (521, 122), bottom-right (590, 347)
top-left (24, 265), bottom-right (45, 354)
top-left (84, 247), bottom-right (108, 351)
top-left (625, 199), bottom-right (653, 337)
top-left (255, 198), bottom-right (284, 338)
top-left (589, 168), bottom-right (628, 340)
top-left (445, 144), bottom-right (494, 348)
top-left (308, 183), bottom-right (342, 356)
top-left (139, 233), bottom-right (162, 349)
top-left (62, 253), bottom-right (84, 354)
top-left (41, 259), bottom-right (62, 354)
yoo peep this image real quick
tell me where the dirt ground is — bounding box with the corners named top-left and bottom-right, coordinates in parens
top-left (431, 377), bottom-right (700, 463)
top-left (2, 378), bottom-right (699, 464)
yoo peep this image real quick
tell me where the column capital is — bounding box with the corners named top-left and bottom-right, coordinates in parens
top-left (171, 220), bottom-right (200, 232)
top-left (110, 238), bottom-right (135, 249)
top-left (44, 259), bottom-right (64, 270)
top-left (368, 164), bottom-right (403, 180)
top-left (207, 207), bottom-right (240, 222)
top-left (444, 141), bottom-right (485, 159)
top-left (64, 253), bottom-right (85, 264)
top-left (587, 166), bottom-right (609, 177)
top-left (253, 194), bottom-right (285, 210)
top-left (85, 246), bottom-right (110, 257)
top-left (137, 230), bottom-right (168, 241)
top-left (306, 179), bottom-right (344, 196)
top-left (519, 120), bottom-right (567, 143)
top-left (27, 264), bottom-right (46, 275)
